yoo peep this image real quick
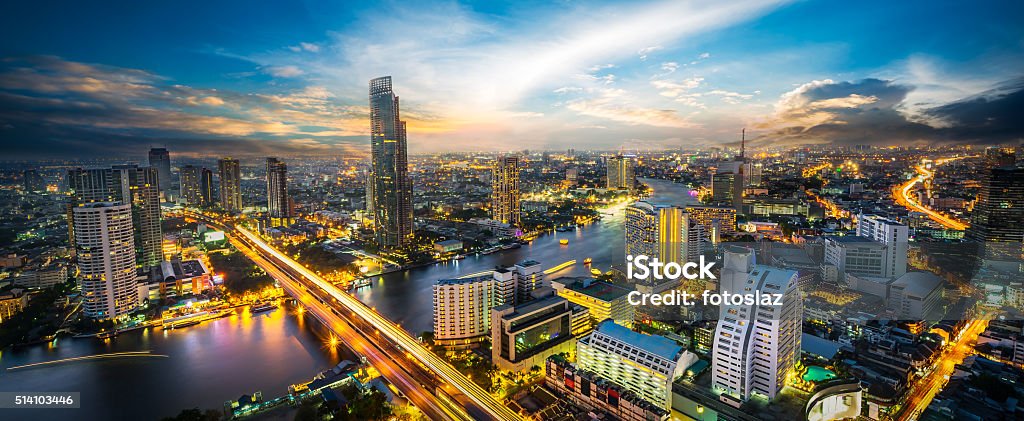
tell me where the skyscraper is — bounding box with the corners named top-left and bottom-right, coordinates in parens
top-left (148, 147), bottom-right (172, 200)
top-left (967, 160), bottom-right (1024, 261)
top-left (111, 164), bottom-right (162, 268)
top-left (200, 168), bottom-right (214, 206)
top-left (491, 155), bottom-right (521, 227)
top-left (625, 201), bottom-right (703, 280)
top-left (369, 76), bottom-right (414, 249)
top-left (179, 165), bottom-right (204, 206)
top-left (218, 158), bottom-right (242, 213)
top-left (712, 246), bottom-right (801, 402)
top-left (607, 154), bottom-right (635, 190)
top-left (266, 157), bottom-right (290, 219)
top-left (73, 202), bottom-right (138, 319)
top-left (67, 165), bottom-right (162, 268)
top-left (23, 169), bottom-right (45, 192)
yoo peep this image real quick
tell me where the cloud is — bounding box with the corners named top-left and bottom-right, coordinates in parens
top-left (660, 62), bottom-right (679, 75)
top-left (289, 42), bottom-right (321, 53)
top-left (638, 45), bottom-right (662, 61)
top-left (262, 65), bottom-right (304, 78)
top-left (565, 88), bottom-right (696, 128)
top-left (754, 77), bottom-right (1024, 147)
top-left (0, 56), bottom-right (368, 158)
top-left (652, 77), bottom-right (704, 98)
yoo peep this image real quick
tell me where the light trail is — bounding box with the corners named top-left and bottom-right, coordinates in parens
top-left (228, 221), bottom-right (521, 420)
top-left (7, 351), bottom-right (167, 370)
top-left (892, 157), bottom-right (973, 230)
top-left (543, 260), bottom-right (577, 275)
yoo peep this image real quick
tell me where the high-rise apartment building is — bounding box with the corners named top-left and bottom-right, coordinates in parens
top-left (148, 147), bottom-right (172, 200)
top-left (266, 157), bottom-right (290, 219)
top-left (607, 155), bottom-right (635, 190)
top-left (625, 202), bottom-right (703, 287)
top-left (514, 260), bottom-right (547, 303)
top-left (218, 158), bottom-right (242, 212)
top-left (111, 164), bottom-right (162, 268)
top-left (369, 76), bottom-right (414, 249)
top-left (67, 165), bottom-right (162, 268)
top-left (73, 202), bottom-right (138, 319)
top-left (577, 320), bottom-right (697, 410)
top-left (23, 169), bottom-right (45, 193)
top-left (491, 155), bottom-right (521, 227)
top-left (712, 246), bottom-right (802, 402)
top-left (856, 214), bottom-right (909, 278)
top-left (179, 165), bottom-right (204, 206)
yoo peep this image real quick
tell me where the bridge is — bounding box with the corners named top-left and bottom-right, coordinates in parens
top-left (186, 211), bottom-right (521, 421)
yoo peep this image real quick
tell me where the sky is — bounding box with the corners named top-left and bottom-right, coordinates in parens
top-left (1, 0), bottom-right (1022, 158)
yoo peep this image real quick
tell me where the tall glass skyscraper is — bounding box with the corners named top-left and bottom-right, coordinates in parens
top-left (266, 157), bottom-right (290, 219)
top-left (369, 76), bottom-right (413, 249)
top-left (148, 147), bottom-right (172, 201)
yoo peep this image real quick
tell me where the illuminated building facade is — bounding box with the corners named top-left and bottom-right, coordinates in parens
top-left (491, 155), bottom-right (521, 227)
top-left (73, 202), bottom-right (138, 319)
top-left (369, 76), bottom-right (414, 249)
top-left (607, 154), bottom-right (635, 190)
top-left (266, 157), bottom-right (291, 220)
top-left (218, 157), bottom-right (242, 213)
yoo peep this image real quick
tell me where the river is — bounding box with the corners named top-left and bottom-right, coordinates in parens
top-left (0, 178), bottom-right (693, 420)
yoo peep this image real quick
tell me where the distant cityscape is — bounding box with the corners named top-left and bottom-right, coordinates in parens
top-left (2, 1), bottom-right (1024, 421)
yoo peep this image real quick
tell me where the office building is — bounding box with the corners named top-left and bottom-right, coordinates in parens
top-left (552, 277), bottom-right (635, 330)
top-left (73, 202), bottom-right (139, 319)
top-left (967, 164), bottom-right (1024, 260)
top-left (823, 236), bottom-right (901, 281)
top-left (856, 214), bottom-right (909, 278)
top-left (266, 157), bottom-right (290, 220)
top-left (179, 165), bottom-right (205, 206)
top-left (148, 147), bottom-right (172, 200)
top-left (432, 274), bottom-right (514, 348)
top-left (491, 296), bottom-right (576, 371)
top-left (607, 154), bottom-right (635, 190)
top-left (491, 155), bottom-right (521, 227)
top-left (545, 354), bottom-right (670, 421)
top-left (218, 158), bottom-right (242, 212)
top-left (712, 246), bottom-right (802, 402)
top-left (888, 271), bottom-right (943, 320)
top-left (577, 320), bottom-right (697, 410)
top-left (711, 161), bottom-right (744, 212)
top-left (369, 76), bottom-right (414, 249)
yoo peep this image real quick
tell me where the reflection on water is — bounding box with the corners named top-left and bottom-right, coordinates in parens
top-left (354, 177), bottom-right (695, 335)
top-left (0, 302), bottom-right (351, 421)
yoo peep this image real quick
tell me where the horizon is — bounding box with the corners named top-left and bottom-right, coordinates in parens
top-left (1, 0), bottom-right (1023, 159)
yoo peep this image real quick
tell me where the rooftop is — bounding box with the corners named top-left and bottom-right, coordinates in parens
top-left (594, 320), bottom-right (682, 360)
top-left (554, 277), bottom-right (632, 301)
top-left (891, 271), bottom-right (943, 298)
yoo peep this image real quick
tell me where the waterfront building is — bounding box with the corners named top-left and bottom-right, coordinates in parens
top-left (685, 205), bottom-right (737, 240)
top-left (514, 259), bottom-right (546, 303)
top-left (711, 246), bottom-right (802, 402)
top-left (73, 202), bottom-right (139, 319)
top-left (266, 157), bottom-right (291, 221)
top-left (552, 277), bottom-right (635, 330)
top-left (491, 155), bottom-right (521, 227)
top-left (625, 201), bottom-right (703, 289)
top-left (491, 296), bottom-right (576, 371)
top-left (856, 214), bottom-right (909, 278)
top-left (148, 147), bottom-right (172, 201)
top-left (369, 76), bottom-right (414, 249)
top-left (432, 275), bottom-right (508, 348)
top-left (607, 154), bottom-right (635, 190)
top-left (218, 157), bottom-right (242, 213)
top-left (577, 320), bottom-right (697, 410)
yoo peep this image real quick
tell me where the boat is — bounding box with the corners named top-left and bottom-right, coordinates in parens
top-left (559, 239), bottom-right (569, 245)
top-left (167, 319), bottom-right (202, 329)
top-left (96, 330), bottom-right (118, 339)
top-left (590, 268), bottom-right (602, 276)
top-left (251, 302), bottom-right (276, 313)
top-left (350, 278), bottom-right (371, 289)
top-left (454, 254), bottom-right (466, 260)
top-left (583, 257), bottom-right (593, 264)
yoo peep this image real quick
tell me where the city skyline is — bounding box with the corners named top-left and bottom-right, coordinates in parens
top-left (1, 0), bottom-right (1022, 159)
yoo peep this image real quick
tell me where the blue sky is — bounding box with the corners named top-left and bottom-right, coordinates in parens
top-left (1, 0), bottom-right (1022, 157)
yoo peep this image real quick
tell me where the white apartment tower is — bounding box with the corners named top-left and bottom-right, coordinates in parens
top-left (73, 202), bottom-right (139, 319)
top-left (712, 246), bottom-right (802, 401)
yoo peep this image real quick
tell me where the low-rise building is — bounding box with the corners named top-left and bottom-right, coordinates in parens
top-left (491, 296), bottom-right (577, 371)
top-left (545, 354), bottom-right (669, 421)
top-left (552, 277), bottom-right (635, 331)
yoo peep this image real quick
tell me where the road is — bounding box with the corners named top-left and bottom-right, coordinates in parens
top-left (892, 158), bottom-right (971, 231)
top-left (190, 212), bottom-right (520, 421)
top-left (897, 314), bottom-right (989, 420)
